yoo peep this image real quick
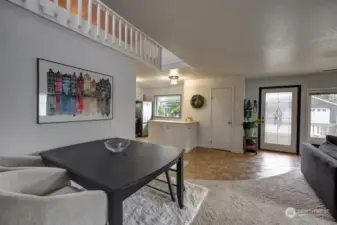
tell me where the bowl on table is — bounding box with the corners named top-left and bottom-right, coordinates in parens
top-left (104, 138), bottom-right (131, 153)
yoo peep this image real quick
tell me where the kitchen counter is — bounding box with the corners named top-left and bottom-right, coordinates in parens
top-left (148, 120), bottom-right (199, 152)
top-left (149, 120), bottom-right (200, 125)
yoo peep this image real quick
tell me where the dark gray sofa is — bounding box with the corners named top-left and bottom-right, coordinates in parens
top-left (301, 142), bottom-right (337, 219)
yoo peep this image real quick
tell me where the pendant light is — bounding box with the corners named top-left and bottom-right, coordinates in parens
top-left (169, 69), bottom-right (179, 85)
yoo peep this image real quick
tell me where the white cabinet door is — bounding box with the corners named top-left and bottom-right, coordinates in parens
top-left (166, 124), bottom-right (186, 149)
top-left (185, 125), bottom-right (198, 150)
top-left (148, 123), bottom-right (164, 145)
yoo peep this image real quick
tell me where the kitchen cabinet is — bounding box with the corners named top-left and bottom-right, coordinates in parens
top-left (148, 120), bottom-right (199, 152)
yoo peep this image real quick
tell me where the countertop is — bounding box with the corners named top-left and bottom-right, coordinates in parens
top-left (149, 119), bottom-right (200, 125)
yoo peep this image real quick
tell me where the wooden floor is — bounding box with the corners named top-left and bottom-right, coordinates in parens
top-left (183, 148), bottom-right (300, 180)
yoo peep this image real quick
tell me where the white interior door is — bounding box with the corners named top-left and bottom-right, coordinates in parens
top-left (211, 88), bottom-right (233, 150)
top-left (260, 87), bottom-right (299, 153)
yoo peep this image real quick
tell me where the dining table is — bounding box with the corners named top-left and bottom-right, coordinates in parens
top-left (40, 139), bottom-right (185, 225)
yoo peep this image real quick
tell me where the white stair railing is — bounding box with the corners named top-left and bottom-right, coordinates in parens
top-left (8, 0), bottom-right (162, 69)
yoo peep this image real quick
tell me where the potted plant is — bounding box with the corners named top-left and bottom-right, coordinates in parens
top-left (243, 119), bottom-right (262, 137)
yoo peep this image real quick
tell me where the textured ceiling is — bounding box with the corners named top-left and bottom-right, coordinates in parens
top-left (105, 0), bottom-right (337, 84)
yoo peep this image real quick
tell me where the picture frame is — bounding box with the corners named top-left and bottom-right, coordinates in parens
top-left (37, 58), bottom-right (113, 124)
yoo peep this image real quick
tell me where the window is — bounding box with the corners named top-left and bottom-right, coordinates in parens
top-left (154, 95), bottom-right (181, 118)
top-left (308, 90), bottom-right (337, 140)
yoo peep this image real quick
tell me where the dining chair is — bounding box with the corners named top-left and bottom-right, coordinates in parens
top-left (0, 155), bottom-right (44, 172)
top-left (0, 168), bottom-right (108, 225)
top-left (146, 161), bottom-right (188, 202)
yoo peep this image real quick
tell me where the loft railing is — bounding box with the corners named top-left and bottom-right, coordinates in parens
top-left (8, 0), bottom-right (162, 69)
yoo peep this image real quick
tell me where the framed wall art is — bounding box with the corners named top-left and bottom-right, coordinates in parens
top-left (37, 58), bottom-right (113, 124)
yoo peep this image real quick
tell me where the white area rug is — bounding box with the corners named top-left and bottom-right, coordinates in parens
top-left (190, 169), bottom-right (336, 225)
top-left (123, 180), bottom-right (208, 225)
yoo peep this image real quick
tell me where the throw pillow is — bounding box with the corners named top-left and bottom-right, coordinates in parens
top-left (319, 141), bottom-right (337, 160)
top-left (326, 135), bottom-right (337, 146)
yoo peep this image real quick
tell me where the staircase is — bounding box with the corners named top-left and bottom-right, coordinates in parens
top-left (7, 0), bottom-right (162, 69)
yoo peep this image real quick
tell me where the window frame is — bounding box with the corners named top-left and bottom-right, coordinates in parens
top-left (153, 94), bottom-right (182, 119)
top-left (306, 87), bottom-right (337, 144)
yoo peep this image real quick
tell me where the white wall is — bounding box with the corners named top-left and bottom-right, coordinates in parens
top-left (0, 1), bottom-right (136, 156)
top-left (183, 76), bottom-right (245, 153)
top-left (143, 85), bottom-right (184, 102)
top-left (136, 85), bottom-right (144, 101)
top-left (245, 73), bottom-right (337, 150)
top-left (142, 85), bottom-right (184, 119)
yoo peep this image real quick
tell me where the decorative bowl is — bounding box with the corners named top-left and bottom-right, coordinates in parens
top-left (104, 138), bottom-right (131, 153)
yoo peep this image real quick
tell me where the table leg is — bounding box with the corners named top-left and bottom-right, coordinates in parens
top-left (177, 154), bottom-right (184, 209)
top-left (108, 194), bottom-right (123, 225)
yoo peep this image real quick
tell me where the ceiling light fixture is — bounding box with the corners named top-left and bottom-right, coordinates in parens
top-left (169, 75), bottom-right (179, 85)
top-left (169, 68), bottom-right (179, 85)
top-left (169, 68), bottom-right (179, 76)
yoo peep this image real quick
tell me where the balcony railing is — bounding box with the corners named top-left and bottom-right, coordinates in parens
top-left (310, 123), bottom-right (337, 138)
top-left (8, 0), bottom-right (162, 69)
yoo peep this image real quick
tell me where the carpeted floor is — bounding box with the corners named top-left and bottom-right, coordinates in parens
top-left (123, 180), bottom-right (208, 225)
top-left (190, 168), bottom-right (336, 225)
top-left (122, 168), bottom-right (336, 225)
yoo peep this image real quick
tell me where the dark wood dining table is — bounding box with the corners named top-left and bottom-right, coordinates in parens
top-left (40, 139), bottom-right (185, 225)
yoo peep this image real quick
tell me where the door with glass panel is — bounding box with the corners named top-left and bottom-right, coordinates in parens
top-left (259, 86), bottom-right (300, 153)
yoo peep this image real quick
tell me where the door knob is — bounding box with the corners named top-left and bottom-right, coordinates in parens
top-left (228, 122), bottom-right (232, 125)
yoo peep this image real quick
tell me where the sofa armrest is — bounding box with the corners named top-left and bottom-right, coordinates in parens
top-left (301, 142), bottom-right (337, 218)
top-left (301, 142), bottom-right (337, 171)
top-left (0, 190), bottom-right (107, 225)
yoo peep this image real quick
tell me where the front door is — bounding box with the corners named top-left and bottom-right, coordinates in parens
top-left (259, 86), bottom-right (300, 153)
top-left (211, 88), bottom-right (233, 150)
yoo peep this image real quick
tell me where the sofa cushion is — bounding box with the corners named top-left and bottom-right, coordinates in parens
top-left (326, 135), bottom-right (337, 146)
top-left (319, 141), bottom-right (337, 160)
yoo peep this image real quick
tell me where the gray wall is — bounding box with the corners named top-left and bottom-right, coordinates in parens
top-left (0, 1), bottom-right (136, 155)
top-left (245, 73), bottom-right (337, 149)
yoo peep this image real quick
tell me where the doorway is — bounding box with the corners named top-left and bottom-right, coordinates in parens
top-left (211, 88), bottom-right (233, 150)
top-left (258, 86), bottom-right (301, 153)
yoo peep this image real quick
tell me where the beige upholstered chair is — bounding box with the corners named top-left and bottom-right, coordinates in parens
top-left (0, 168), bottom-right (108, 225)
top-left (0, 155), bottom-right (45, 172)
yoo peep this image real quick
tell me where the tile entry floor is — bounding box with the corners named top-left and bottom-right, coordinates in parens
top-left (183, 148), bottom-right (300, 180)
top-left (136, 138), bottom-right (300, 181)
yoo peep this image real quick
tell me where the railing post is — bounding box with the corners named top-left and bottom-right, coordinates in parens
top-left (149, 42), bottom-right (152, 61)
top-left (150, 43), bottom-right (154, 62)
top-left (66, 0), bottom-right (71, 23)
top-left (96, 3), bottom-right (101, 37)
top-left (130, 27), bottom-right (133, 52)
top-left (87, 0), bottom-right (92, 33)
top-left (53, 0), bottom-right (59, 17)
top-left (119, 19), bottom-right (122, 47)
top-left (112, 15), bottom-right (116, 44)
top-left (144, 38), bottom-right (148, 60)
top-left (105, 10), bottom-right (109, 41)
top-left (143, 37), bottom-right (146, 59)
top-left (158, 46), bottom-right (162, 68)
top-left (125, 23), bottom-right (128, 50)
top-left (154, 45), bottom-right (158, 64)
top-left (77, 0), bottom-right (82, 28)
top-left (135, 31), bottom-right (138, 55)
top-left (140, 34), bottom-right (143, 57)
